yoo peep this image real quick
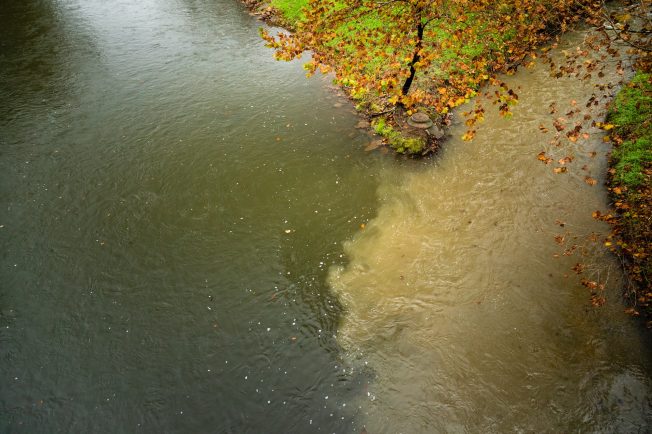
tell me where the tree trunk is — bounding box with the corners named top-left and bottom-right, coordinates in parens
top-left (401, 20), bottom-right (424, 96)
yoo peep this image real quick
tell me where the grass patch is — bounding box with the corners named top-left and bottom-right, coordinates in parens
top-left (269, 0), bottom-right (307, 22)
top-left (609, 73), bottom-right (652, 134)
top-left (611, 137), bottom-right (651, 187)
top-left (608, 72), bottom-right (652, 188)
top-left (605, 71), bottom-right (652, 324)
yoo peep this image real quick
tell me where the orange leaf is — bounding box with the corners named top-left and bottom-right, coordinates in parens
top-left (537, 151), bottom-right (553, 164)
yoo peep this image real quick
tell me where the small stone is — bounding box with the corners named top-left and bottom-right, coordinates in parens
top-left (407, 112), bottom-right (433, 129)
top-left (411, 112), bottom-right (430, 123)
top-left (355, 120), bottom-right (370, 129)
top-left (429, 125), bottom-right (445, 139)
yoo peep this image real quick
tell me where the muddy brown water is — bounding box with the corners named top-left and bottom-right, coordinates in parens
top-left (1, 0), bottom-right (650, 432)
top-left (329, 36), bottom-right (652, 432)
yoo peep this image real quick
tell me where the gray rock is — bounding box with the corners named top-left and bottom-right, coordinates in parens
top-left (407, 112), bottom-right (433, 129)
top-left (428, 125), bottom-right (445, 139)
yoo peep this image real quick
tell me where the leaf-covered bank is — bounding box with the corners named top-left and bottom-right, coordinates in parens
top-left (604, 72), bottom-right (652, 325)
top-left (258, 0), bottom-right (601, 155)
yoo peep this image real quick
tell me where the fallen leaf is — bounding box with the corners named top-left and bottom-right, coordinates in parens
top-left (624, 307), bottom-right (640, 316)
top-left (584, 176), bottom-right (598, 186)
top-left (581, 279), bottom-right (598, 289)
top-left (462, 130), bottom-right (476, 141)
top-left (537, 151), bottom-right (553, 164)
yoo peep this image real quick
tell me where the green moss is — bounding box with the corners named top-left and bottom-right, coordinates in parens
top-left (608, 72), bottom-right (652, 137)
top-left (373, 117), bottom-right (425, 154)
top-left (612, 137), bottom-right (651, 187)
top-left (608, 72), bottom-right (652, 188)
top-left (605, 71), bottom-right (652, 320)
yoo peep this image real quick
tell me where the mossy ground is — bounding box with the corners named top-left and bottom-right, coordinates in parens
top-left (605, 72), bottom-right (652, 325)
top-left (257, 1), bottom-right (517, 155)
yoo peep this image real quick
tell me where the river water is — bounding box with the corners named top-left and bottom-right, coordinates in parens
top-left (1, 0), bottom-right (650, 433)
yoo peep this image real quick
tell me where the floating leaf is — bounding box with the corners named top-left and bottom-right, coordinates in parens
top-left (537, 151), bottom-right (553, 164)
top-left (584, 176), bottom-right (598, 186)
top-left (462, 130), bottom-right (476, 141)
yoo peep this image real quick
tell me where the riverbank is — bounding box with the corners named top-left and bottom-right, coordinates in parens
top-left (604, 72), bottom-right (652, 326)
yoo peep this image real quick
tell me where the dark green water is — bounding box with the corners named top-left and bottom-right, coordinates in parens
top-left (1, 1), bottom-right (651, 433)
top-left (0, 0), bottom-right (390, 431)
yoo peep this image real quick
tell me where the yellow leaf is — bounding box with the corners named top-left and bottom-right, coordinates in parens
top-left (462, 130), bottom-right (476, 141)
